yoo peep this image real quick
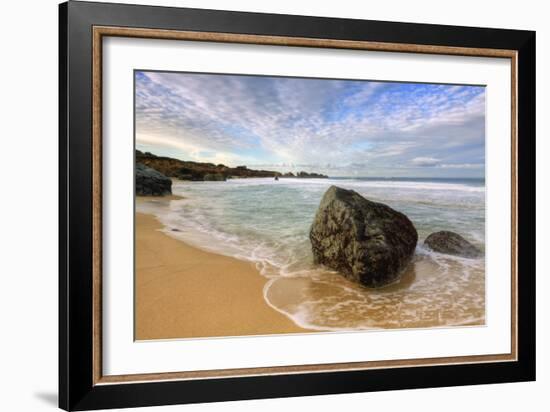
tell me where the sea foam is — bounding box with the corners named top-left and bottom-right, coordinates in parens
top-left (137, 177), bottom-right (486, 330)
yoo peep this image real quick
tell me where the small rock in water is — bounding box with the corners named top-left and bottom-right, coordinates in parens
top-left (424, 231), bottom-right (482, 258)
top-left (309, 186), bottom-right (418, 288)
top-left (171, 228), bottom-right (181, 232)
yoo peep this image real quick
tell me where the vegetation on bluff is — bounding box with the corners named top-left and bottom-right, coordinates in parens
top-left (136, 150), bottom-right (328, 181)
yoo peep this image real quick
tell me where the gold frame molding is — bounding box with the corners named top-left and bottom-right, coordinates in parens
top-left (91, 26), bottom-right (518, 386)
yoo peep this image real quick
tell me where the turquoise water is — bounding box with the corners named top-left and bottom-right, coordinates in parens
top-left (137, 177), bottom-right (485, 331)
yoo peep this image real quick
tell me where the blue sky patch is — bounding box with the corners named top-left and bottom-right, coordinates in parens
top-left (135, 71), bottom-right (485, 177)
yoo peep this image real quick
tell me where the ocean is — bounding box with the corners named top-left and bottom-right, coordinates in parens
top-left (137, 177), bottom-right (485, 331)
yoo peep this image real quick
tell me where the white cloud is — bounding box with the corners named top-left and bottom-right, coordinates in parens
top-left (411, 157), bottom-right (441, 167)
top-left (135, 72), bottom-right (485, 176)
top-left (439, 163), bottom-right (484, 169)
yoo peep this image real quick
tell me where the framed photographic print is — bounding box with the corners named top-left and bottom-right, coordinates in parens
top-left (59, 1), bottom-right (535, 410)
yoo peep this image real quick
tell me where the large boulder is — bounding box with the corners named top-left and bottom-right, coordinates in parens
top-left (424, 231), bottom-right (482, 258)
top-left (309, 186), bottom-right (418, 288)
top-left (136, 163), bottom-right (172, 196)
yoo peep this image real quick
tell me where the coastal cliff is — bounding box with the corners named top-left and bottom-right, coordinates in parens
top-left (136, 150), bottom-right (328, 181)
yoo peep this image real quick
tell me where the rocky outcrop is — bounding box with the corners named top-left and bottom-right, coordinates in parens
top-left (296, 171), bottom-right (329, 179)
top-left (136, 163), bottom-right (172, 196)
top-left (424, 231), bottom-right (482, 258)
top-left (203, 173), bottom-right (227, 181)
top-left (309, 186), bottom-right (418, 288)
top-left (136, 150), bottom-right (281, 180)
top-left (277, 171), bottom-right (328, 178)
top-left (135, 150), bottom-right (328, 181)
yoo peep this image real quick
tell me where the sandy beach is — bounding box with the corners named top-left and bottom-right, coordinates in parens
top-left (133, 73), bottom-right (486, 334)
top-left (135, 212), bottom-right (312, 340)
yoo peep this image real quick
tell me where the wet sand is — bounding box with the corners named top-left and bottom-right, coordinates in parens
top-left (135, 212), bottom-right (312, 340)
top-left (266, 256), bottom-right (485, 330)
top-left (135, 196), bottom-right (484, 337)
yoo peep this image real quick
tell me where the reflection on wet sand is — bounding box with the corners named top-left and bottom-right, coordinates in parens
top-left (265, 253), bottom-right (485, 331)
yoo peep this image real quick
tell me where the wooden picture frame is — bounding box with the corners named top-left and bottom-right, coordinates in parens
top-left (59, 1), bottom-right (535, 410)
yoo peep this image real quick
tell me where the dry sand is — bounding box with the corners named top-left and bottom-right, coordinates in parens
top-left (135, 212), bottom-right (312, 340)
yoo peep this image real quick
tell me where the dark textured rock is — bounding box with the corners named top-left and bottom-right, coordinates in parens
top-left (203, 173), bottom-right (227, 181)
top-left (136, 163), bottom-right (172, 196)
top-left (296, 171), bottom-right (329, 179)
top-left (309, 186), bottom-right (418, 288)
top-left (136, 150), bottom-right (292, 180)
top-left (424, 231), bottom-right (482, 258)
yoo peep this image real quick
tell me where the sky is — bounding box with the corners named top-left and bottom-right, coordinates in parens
top-left (135, 70), bottom-right (485, 178)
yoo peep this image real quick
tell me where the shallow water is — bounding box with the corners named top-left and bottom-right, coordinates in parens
top-left (137, 177), bottom-right (485, 331)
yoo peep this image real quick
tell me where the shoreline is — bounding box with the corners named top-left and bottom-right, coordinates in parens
top-left (136, 180), bottom-right (485, 332)
top-left (135, 211), bottom-right (313, 340)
